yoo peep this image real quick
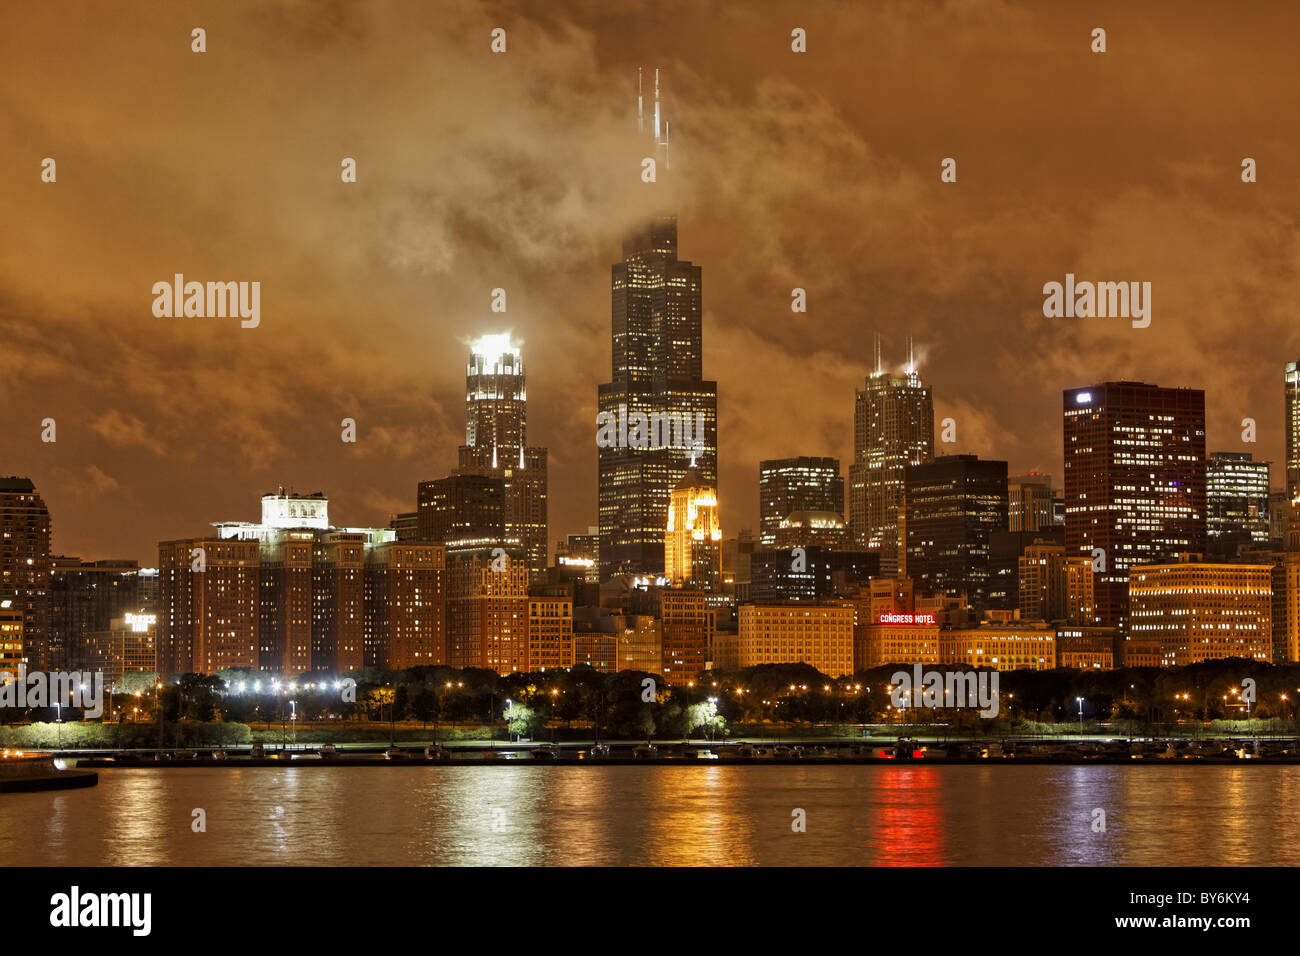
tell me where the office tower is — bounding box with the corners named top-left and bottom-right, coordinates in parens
top-left (158, 538), bottom-right (259, 676)
top-left (597, 74), bottom-right (718, 581)
top-left (555, 527), bottom-right (600, 584)
top-left (1008, 473), bottom-right (1055, 533)
top-left (614, 614), bottom-right (662, 673)
top-left (1128, 557), bottom-right (1271, 666)
top-left (0, 477), bottom-right (51, 669)
top-left (736, 604), bottom-right (855, 677)
top-left (458, 335), bottom-right (548, 581)
top-left (418, 472), bottom-right (506, 547)
top-left (1054, 627), bottom-right (1115, 670)
top-left (363, 542), bottom-right (446, 670)
top-left (1063, 383), bottom-right (1207, 630)
top-left (0, 600), bottom-right (22, 672)
top-left (659, 589), bottom-right (714, 686)
top-left (137, 567), bottom-right (159, 613)
top-left (389, 512), bottom-right (420, 542)
top-left (772, 511), bottom-right (849, 550)
top-left (664, 468), bottom-right (722, 589)
top-left (49, 558), bottom-right (141, 670)
top-left (90, 612), bottom-right (157, 687)
top-left (988, 527), bottom-right (1065, 611)
top-left (749, 546), bottom-right (877, 603)
top-left (1287, 361), bottom-right (1300, 497)
top-left (904, 455), bottom-right (1008, 611)
top-left (759, 457), bottom-right (844, 547)
top-left (1018, 543), bottom-right (1094, 623)
top-left (445, 546), bottom-right (529, 671)
top-left (526, 596), bottom-right (574, 670)
top-left (849, 342), bottom-right (934, 574)
top-left (1206, 452), bottom-right (1270, 554)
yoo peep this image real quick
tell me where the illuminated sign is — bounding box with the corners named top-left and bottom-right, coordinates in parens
top-left (1075, 391), bottom-right (1092, 404)
top-left (877, 612), bottom-right (937, 626)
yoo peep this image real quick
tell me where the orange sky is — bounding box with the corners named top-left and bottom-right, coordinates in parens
top-left (3, 0), bottom-right (1299, 563)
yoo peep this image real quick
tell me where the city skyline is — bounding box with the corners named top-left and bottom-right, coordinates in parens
top-left (5, 2), bottom-right (1300, 567)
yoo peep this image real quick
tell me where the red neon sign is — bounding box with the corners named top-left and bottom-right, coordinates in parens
top-left (877, 612), bottom-right (937, 626)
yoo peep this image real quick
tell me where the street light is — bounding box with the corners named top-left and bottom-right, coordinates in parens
top-left (1076, 697), bottom-right (1084, 737)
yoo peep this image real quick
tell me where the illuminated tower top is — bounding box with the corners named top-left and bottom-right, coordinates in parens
top-left (466, 333), bottom-right (527, 469)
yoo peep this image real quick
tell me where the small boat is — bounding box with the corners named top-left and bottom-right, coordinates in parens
top-left (319, 743), bottom-right (338, 759)
top-left (632, 744), bottom-right (658, 760)
top-left (530, 745), bottom-right (560, 760)
top-left (384, 747), bottom-right (408, 760)
top-left (425, 744), bottom-right (449, 760)
top-left (173, 750), bottom-right (197, 761)
top-left (211, 750), bottom-right (229, 762)
top-left (588, 743), bottom-right (611, 759)
top-left (480, 749), bottom-right (501, 761)
top-left (113, 751), bottom-right (135, 761)
top-left (250, 742), bottom-right (265, 759)
top-left (152, 751), bottom-right (173, 762)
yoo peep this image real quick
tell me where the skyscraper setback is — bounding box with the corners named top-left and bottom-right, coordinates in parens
top-left (849, 343), bottom-right (934, 574)
top-left (597, 73), bottom-right (717, 580)
top-left (457, 335), bottom-right (547, 581)
top-left (1063, 382), bottom-right (1207, 630)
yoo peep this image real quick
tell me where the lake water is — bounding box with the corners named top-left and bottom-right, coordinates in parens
top-left (3, 765), bottom-right (1296, 866)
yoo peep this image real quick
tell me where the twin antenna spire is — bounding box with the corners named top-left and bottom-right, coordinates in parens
top-left (873, 332), bottom-right (918, 377)
top-left (637, 67), bottom-right (670, 171)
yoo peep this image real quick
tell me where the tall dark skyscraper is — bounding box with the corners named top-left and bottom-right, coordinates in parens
top-left (0, 476), bottom-right (52, 669)
top-left (758, 457), bottom-right (844, 547)
top-left (849, 341), bottom-right (934, 573)
top-left (904, 454), bottom-right (1008, 611)
top-left (597, 72), bottom-right (717, 580)
top-left (456, 335), bottom-right (547, 581)
top-left (1063, 382), bottom-right (1207, 630)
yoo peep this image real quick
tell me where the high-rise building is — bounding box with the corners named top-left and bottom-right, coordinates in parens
top-left (759, 457), bottom-right (843, 547)
top-left (1008, 473), bottom-right (1055, 533)
top-left (0, 600), bottom-right (23, 673)
top-left (49, 558), bottom-right (141, 670)
top-left (849, 342), bottom-right (934, 573)
top-left (1128, 556), bottom-right (1271, 666)
top-left (363, 542), bottom-right (446, 670)
top-left (659, 589), bottom-right (714, 686)
top-left (1018, 543), bottom-right (1094, 623)
top-left (417, 472), bottom-right (506, 547)
top-left (1206, 452), bottom-right (1270, 554)
top-left (904, 455), bottom-right (1008, 611)
top-left (1286, 361), bottom-right (1300, 497)
top-left (457, 335), bottom-right (548, 581)
top-left (597, 74), bottom-right (718, 581)
top-left (445, 546), bottom-right (529, 671)
top-left (526, 596), bottom-right (574, 671)
top-left (664, 468), bottom-right (721, 590)
top-left (158, 537), bottom-right (259, 677)
top-left (1063, 383), bottom-right (1207, 630)
top-left (0, 477), bottom-right (51, 669)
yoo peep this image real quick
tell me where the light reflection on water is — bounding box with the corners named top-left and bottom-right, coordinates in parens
top-left (2, 765), bottom-right (1296, 866)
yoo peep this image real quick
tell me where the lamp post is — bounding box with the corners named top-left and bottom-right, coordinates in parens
top-left (1076, 697), bottom-right (1084, 738)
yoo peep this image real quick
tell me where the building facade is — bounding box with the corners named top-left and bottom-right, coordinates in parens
top-left (1063, 382), bottom-right (1207, 630)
